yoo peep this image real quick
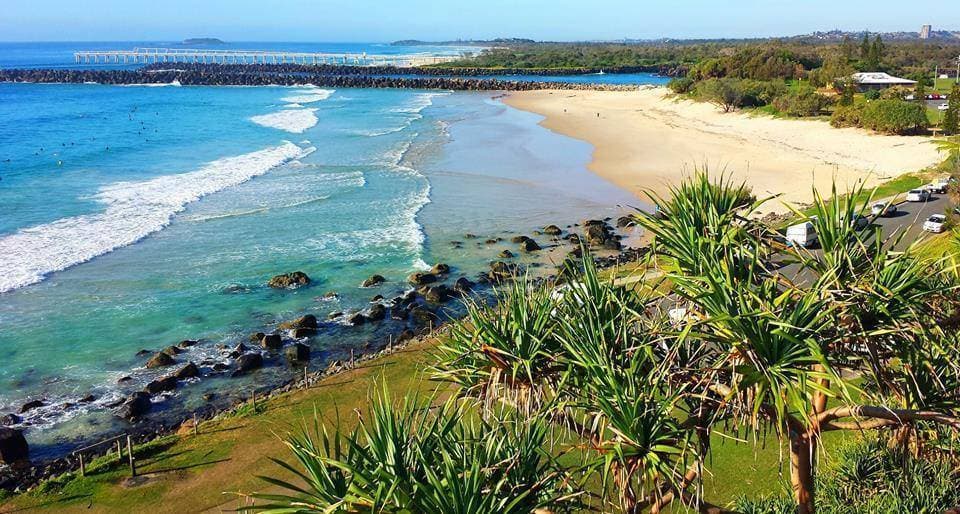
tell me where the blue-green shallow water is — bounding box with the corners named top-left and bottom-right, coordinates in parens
top-left (0, 81), bottom-right (642, 459)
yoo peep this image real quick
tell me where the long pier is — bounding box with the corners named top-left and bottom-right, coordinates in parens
top-left (73, 48), bottom-right (462, 67)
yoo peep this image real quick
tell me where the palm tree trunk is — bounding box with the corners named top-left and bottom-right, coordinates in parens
top-left (790, 432), bottom-right (815, 514)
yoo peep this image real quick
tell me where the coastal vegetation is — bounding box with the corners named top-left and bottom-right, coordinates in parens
top-left (241, 173), bottom-right (960, 514)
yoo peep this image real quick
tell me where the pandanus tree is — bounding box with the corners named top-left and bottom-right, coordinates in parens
top-left (433, 172), bottom-right (960, 513)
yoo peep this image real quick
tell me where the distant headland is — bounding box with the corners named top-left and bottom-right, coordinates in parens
top-left (180, 38), bottom-right (225, 45)
top-left (391, 38), bottom-right (534, 46)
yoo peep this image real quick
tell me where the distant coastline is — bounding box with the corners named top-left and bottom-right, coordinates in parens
top-left (180, 37), bottom-right (226, 45)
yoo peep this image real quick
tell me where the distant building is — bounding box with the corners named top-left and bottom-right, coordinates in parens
top-left (851, 72), bottom-right (917, 91)
top-left (920, 25), bottom-right (932, 39)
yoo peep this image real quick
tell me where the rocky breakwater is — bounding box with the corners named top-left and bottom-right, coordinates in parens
top-left (0, 66), bottom-right (640, 91)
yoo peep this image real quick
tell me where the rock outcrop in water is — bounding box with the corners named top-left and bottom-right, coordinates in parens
top-left (268, 271), bottom-right (311, 289)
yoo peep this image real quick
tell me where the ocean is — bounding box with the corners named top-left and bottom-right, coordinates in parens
top-left (0, 42), bottom-right (659, 458)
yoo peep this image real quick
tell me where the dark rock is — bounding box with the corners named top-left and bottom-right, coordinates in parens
top-left (0, 428), bottom-right (29, 465)
top-left (543, 224), bottom-right (562, 235)
top-left (202, 393), bottom-right (216, 402)
top-left (454, 277), bottom-right (475, 293)
top-left (420, 284), bottom-right (452, 303)
top-left (1, 414), bottom-right (21, 426)
top-left (361, 274), bottom-right (386, 288)
top-left (397, 329), bottom-right (416, 343)
top-left (498, 249), bottom-right (514, 259)
top-left (521, 239), bottom-right (541, 252)
top-left (407, 272), bottom-right (436, 285)
top-left (61, 402), bottom-right (76, 409)
top-left (292, 328), bottom-right (317, 338)
top-left (348, 312), bottom-right (367, 325)
top-left (390, 306), bottom-right (409, 320)
top-left (144, 376), bottom-right (178, 394)
top-left (566, 233), bottom-right (582, 244)
top-left (371, 294), bottom-right (384, 302)
top-left (464, 233), bottom-right (478, 239)
top-left (367, 303), bottom-right (387, 321)
top-left (268, 271), bottom-right (311, 289)
top-left (19, 400), bottom-right (44, 414)
top-left (232, 353), bottom-right (263, 376)
top-left (585, 224), bottom-right (611, 245)
top-left (162, 345), bottom-right (183, 357)
top-left (484, 238), bottom-right (500, 244)
top-left (212, 362), bottom-right (230, 372)
top-left (232, 343), bottom-right (248, 354)
top-left (279, 314), bottom-right (318, 331)
top-left (510, 235), bottom-right (530, 243)
top-left (135, 349), bottom-right (152, 357)
top-left (602, 239), bottom-right (622, 251)
top-left (285, 343), bottom-right (311, 362)
top-left (174, 362), bottom-right (200, 379)
top-left (118, 391), bottom-right (152, 420)
top-left (79, 394), bottom-right (96, 403)
top-left (177, 339), bottom-right (198, 348)
top-left (261, 334), bottom-right (283, 350)
top-left (117, 376), bottom-right (133, 383)
top-left (430, 263), bottom-right (450, 275)
top-left (616, 215), bottom-right (636, 228)
top-left (104, 398), bottom-right (125, 408)
top-left (327, 311), bottom-right (343, 320)
top-left (410, 306), bottom-right (436, 327)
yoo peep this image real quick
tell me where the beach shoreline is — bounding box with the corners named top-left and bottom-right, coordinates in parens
top-left (505, 87), bottom-right (944, 214)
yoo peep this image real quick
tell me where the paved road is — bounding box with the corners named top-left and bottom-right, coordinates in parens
top-left (871, 190), bottom-right (950, 242)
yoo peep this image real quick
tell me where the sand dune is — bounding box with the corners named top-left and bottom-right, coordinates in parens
top-left (506, 88), bottom-right (943, 214)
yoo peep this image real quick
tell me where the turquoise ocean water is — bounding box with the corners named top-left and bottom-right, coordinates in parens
top-left (0, 43), bottom-right (655, 457)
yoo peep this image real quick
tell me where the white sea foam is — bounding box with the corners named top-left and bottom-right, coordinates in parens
top-left (250, 108), bottom-right (319, 133)
top-left (119, 80), bottom-right (182, 87)
top-left (0, 142), bottom-right (311, 293)
top-left (281, 89), bottom-right (335, 104)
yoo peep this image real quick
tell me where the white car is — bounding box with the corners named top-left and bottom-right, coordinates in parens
top-left (871, 202), bottom-right (897, 217)
top-left (923, 214), bottom-right (947, 233)
top-left (926, 178), bottom-right (950, 194)
top-left (786, 221), bottom-right (817, 248)
top-left (905, 189), bottom-right (930, 202)
top-left (939, 103), bottom-right (950, 111)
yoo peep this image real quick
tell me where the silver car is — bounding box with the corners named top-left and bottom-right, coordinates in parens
top-left (870, 202), bottom-right (896, 217)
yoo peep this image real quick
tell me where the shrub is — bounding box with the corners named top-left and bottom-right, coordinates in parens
top-left (667, 76), bottom-right (695, 94)
top-left (830, 99), bottom-right (928, 134)
top-left (860, 99), bottom-right (929, 134)
top-left (830, 104), bottom-right (863, 128)
top-left (694, 78), bottom-right (786, 112)
top-left (771, 85), bottom-right (832, 116)
top-left (863, 89), bottom-right (881, 100)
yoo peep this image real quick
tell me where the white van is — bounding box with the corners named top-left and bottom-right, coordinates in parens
top-left (786, 222), bottom-right (817, 248)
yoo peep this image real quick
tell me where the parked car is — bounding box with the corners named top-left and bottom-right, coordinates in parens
top-left (905, 189), bottom-right (930, 202)
top-left (939, 103), bottom-right (951, 111)
top-left (923, 214), bottom-right (947, 233)
top-left (926, 178), bottom-right (950, 194)
top-left (871, 202), bottom-right (897, 217)
top-left (786, 221), bottom-right (817, 248)
top-left (850, 214), bottom-right (870, 229)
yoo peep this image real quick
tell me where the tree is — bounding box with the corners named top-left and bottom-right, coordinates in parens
top-left (430, 172), bottom-right (960, 514)
top-left (914, 72), bottom-right (927, 104)
top-left (860, 33), bottom-right (872, 61)
top-left (866, 35), bottom-right (885, 70)
top-left (839, 80), bottom-right (856, 106)
top-left (839, 35), bottom-right (856, 61)
top-left (943, 83), bottom-right (960, 135)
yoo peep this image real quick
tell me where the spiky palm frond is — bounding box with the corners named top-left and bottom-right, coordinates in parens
top-left (239, 388), bottom-right (579, 514)
top-left (431, 277), bottom-right (563, 414)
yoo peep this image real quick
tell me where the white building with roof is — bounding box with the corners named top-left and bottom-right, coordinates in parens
top-left (851, 72), bottom-right (917, 91)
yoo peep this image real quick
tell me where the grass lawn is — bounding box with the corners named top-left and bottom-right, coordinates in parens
top-left (934, 77), bottom-right (958, 95)
top-left (1, 327), bottom-right (862, 514)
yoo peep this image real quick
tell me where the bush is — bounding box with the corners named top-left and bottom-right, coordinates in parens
top-left (830, 104), bottom-right (863, 128)
top-left (667, 76), bottom-right (695, 94)
top-left (771, 85), bottom-right (832, 116)
top-left (694, 78), bottom-right (786, 112)
top-left (830, 99), bottom-right (928, 134)
top-left (864, 89), bottom-right (882, 100)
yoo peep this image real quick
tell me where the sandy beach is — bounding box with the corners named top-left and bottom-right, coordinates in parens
top-left (505, 88), bottom-right (944, 214)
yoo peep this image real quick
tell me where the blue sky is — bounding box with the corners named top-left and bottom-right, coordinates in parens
top-left (1, 0), bottom-right (957, 42)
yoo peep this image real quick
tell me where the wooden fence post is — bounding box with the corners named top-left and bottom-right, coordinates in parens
top-left (78, 453), bottom-right (86, 477)
top-left (126, 435), bottom-right (136, 477)
top-left (116, 440), bottom-right (122, 461)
